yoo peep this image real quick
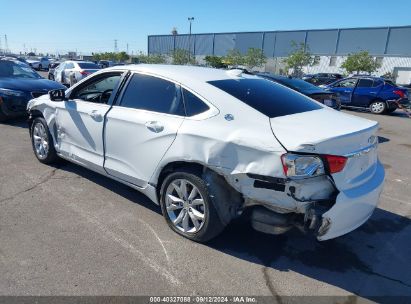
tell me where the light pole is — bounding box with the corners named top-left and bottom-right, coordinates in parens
top-left (188, 17), bottom-right (194, 63)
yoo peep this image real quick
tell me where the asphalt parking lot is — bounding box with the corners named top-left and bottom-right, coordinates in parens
top-left (1, 74), bottom-right (411, 301)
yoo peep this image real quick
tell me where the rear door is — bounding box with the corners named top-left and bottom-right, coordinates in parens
top-left (104, 72), bottom-right (185, 187)
top-left (352, 78), bottom-right (382, 107)
top-left (55, 71), bottom-right (125, 173)
top-left (329, 78), bottom-right (358, 105)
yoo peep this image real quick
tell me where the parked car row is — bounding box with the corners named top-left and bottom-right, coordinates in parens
top-left (301, 73), bottom-right (409, 114)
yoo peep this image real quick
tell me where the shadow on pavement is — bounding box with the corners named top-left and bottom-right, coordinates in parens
top-left (209, 208), bottom-right (411, 302)
top-left (42, 152), bottom-right (411, 302)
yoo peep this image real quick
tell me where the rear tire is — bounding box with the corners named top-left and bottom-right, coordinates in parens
top-left (369, 100), bottom-right (386, 114)
top-left (30, 117), bottom-right (59, 164)
top-left (160, 171), bottom-right (226, 242)
top-left (48, 73), bottom-right (54, 81)
top-left (38, 64), bottom-right (42, 71)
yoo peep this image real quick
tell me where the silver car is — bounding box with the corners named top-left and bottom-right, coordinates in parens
top-left (54, 61), bottom-right (100, 87)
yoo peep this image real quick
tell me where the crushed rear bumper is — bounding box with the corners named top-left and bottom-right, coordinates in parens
top-left (317, 160), bottom-right (385, 241)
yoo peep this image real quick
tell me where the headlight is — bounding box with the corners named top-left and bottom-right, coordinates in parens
top-left (0, 88), bottom-right (26, 97)
top-left (281, 153), bottom-right (325, 179)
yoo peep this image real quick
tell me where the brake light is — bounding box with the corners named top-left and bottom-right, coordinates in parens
top-left (80, 70), bottom-right (89, 76)
top-left (325, 155), bottom-right (347, 174)
top-left (393, 90), bottom-right (405, 99)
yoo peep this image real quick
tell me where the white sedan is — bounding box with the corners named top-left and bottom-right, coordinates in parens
top-left (27, 65), bottom-right (385, 242)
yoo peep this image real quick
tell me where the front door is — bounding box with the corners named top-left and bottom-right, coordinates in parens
top-left (104, 72), bottom-right (186, 187)
top-left (55, 72), bottom-right (123, 173)
top-left (330, 78), bottom-right (358, 105)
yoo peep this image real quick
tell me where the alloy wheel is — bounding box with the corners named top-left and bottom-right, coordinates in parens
top-left (32, 122), bottom-right (49, 159)
top-left (165, 179), bottom-right (206, 233)
top-left (371, 102), bottom-right (385, 113)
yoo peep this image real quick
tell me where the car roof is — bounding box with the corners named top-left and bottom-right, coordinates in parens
top-left (105, 64), bottom-right (256, 84)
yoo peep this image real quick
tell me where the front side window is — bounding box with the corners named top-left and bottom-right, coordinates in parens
top-left (71, 73), bottom-right (122, 103)
top-left (119, 73), bottom-right (185, 116)
top-left (208, 78), bottom-right (322, 118)
top-left (182, 89), bottom-right (209, 116)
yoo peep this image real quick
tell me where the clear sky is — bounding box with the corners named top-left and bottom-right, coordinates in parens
top-left (1, 0), bottom-right (410, 55)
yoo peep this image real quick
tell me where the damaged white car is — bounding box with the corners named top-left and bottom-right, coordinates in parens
top-left (27, 65), bottom-right (385, 242)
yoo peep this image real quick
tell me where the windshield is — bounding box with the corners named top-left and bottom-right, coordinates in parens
top-left (78, 62), bottom-right (100, 69)
top-left (208, 78), bottom-right (322, 118)
top-left (0, 61), bottom-right (41, 79)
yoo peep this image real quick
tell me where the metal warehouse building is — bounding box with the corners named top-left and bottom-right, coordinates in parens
top-left (148, 25), bottom-right (411, 84)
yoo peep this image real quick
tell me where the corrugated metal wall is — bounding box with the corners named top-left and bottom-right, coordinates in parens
top-left (148, 26), bottom-right (411, 57)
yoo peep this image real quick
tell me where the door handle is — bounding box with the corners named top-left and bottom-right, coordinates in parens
top-left (344, 90), bottom-right (351, 93)
top-left (145, 121), bottom-right (164, 133)
top-left (90, 110), bottom-right (102, 121)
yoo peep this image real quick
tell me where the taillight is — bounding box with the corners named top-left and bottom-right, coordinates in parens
top-left (281, 153), bottom-right (325, 178)
top-left (393, 90), bottom-right (405, 99)
top-left (325, 155), bottom-right (347, 174)
top-left (80, 70), bottom-right (89, 76)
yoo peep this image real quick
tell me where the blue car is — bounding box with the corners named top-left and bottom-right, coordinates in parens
top-left (324, 76), bottom-right (409, 114)
top-left (0, 58), bottom-right (65, 121)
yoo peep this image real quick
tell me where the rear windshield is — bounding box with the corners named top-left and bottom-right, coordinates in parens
top-left (77, 62), bottom-right (99, 69)
top-left (208, 78), bottom-right (322, 118)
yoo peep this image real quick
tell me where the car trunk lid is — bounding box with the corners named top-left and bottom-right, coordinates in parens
top-left (270, 108), bottom-right (379, 189)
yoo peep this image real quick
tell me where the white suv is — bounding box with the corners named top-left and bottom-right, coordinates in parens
top-left (27, 65), bottom-right (385, 242)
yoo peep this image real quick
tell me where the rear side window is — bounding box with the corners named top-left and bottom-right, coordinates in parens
top-left (357, 79), bottom-right (374, 88)
top-left (182, 89), bottom-right (209, 116)
top-left (119, 73), bottom-right (185, 116)
top-left (208, 78), bottom-right (322, 118)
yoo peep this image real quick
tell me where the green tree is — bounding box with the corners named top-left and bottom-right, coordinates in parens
top-left (283, 42), bottom-right (318, 77)
top-left (244, 48), bottom-right (266, 70)
top-left (341, 51), bottom-right (381, 74)
top-left (204, 55), bottom-right (227, 68)
top-left (171, 48), bottom-right (195, 65)
top-left (223, 49), bottom-right (244, 67)
top-left (136, 52), bottom-right (167, 64)
top-left (116, 51), bottom-right (129, 62)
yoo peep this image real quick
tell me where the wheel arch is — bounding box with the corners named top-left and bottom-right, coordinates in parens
top-left (28, 109), bottom-right (44, 131)
top-left (155, 160), bottom-right (244, 225)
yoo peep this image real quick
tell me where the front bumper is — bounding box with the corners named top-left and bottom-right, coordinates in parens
top-left (0, 95), bottom-right (30, 118)
top-left (317, 160), bottom-right (385, 241)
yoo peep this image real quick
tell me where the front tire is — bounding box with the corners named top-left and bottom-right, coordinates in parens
top-left (160, 171), bottom-right (226, 242)
top-left (370, 100), bottom-right (386, 114)
top-left (30, 117), bottom-right (58, 164)
top-left (38, 64), bottom-right (42, 71)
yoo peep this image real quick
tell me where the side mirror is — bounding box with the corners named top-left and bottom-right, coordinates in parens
top-left (49, 89), bottom-right (66, 102)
